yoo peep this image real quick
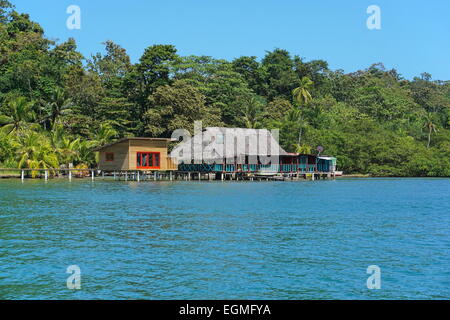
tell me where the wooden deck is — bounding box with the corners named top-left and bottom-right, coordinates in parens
top-left (0, 168), bottom-right (337, 181)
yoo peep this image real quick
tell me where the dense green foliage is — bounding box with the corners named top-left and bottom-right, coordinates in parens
top-left (0, 2), bottom-right (449, 176)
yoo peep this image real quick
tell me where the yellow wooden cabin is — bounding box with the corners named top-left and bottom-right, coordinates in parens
top-left (94, 137), bottom-right (177, 171)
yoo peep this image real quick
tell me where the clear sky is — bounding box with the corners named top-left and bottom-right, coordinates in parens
top-left (11, 0), bottom-right (450, 80)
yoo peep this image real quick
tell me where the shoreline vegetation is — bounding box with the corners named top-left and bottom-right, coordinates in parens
top-left (0, 1), bottom-right (449, 178)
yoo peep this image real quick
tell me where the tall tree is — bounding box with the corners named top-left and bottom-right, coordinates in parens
top-left (124, 44), bottom-right (178, 135)
top-left (88, 40), bottom-right (131, 89)
top-left (423, 112), bottom-right (438, 148)
top-left (144, 80), bottom-right (221, 137)
top-left (292, 77), bottom-right (314, 146)
top-left (44, 87), bottom-right (73, 128)
top-left (261, 49), bottom-right (297, 100)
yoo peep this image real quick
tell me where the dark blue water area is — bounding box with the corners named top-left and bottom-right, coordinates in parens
top-left (0, 178), bottom-right (449, 299)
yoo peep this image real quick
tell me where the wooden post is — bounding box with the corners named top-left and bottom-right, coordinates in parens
top-left (91, 170), bottom-right (95, 181)
top-left (125, 172), bottom-right (128, 181)
top-left (188, 172), bottom-right (191, 180)
top-left (113, 171), bottom-right (116, 180)
top-left (137, 171), bottom-right (140, 182)
top-left (44, 170), bottom-right (48, 181)
top-left (221, 173), bottom-right (224, 181)
top-left (69, 170), bottom-right (72, 181)
top-left (198, 172), bottom-right (201, 181)
top-left (170, 171), bottom-right (173, 181)
top-left (21, 170), bottom-right (24, 181)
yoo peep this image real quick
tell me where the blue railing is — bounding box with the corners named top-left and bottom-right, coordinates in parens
top-left (178, 163), bottom-right (319, 173)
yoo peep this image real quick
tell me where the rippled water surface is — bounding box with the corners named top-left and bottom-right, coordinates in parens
top-left (0, 178), bottom-right (449, 299)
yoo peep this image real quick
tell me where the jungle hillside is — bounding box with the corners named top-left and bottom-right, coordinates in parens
top-left (1, 2), bottom-right (449, 176)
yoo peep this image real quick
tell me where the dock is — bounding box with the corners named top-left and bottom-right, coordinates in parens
top-left (0, 168), bottom-right (337, 182)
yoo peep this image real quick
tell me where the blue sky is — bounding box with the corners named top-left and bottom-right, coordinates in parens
top-left (12, 0), bottom-right (450, 80)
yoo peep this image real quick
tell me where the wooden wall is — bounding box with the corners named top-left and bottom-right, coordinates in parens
top-left (128, 139), bottom-right (177, 171)
top-left (97, 139), bottom-right (178, 171)
top-left (98, 141), bottom-right (130, 171)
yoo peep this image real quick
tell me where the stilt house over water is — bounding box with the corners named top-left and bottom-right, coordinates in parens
top-left (170, 127), bottom-right (338, 175)
top-left (94, 137), bottom-right (178, 171)
top-left (93, 128), bottom-right (338, 176)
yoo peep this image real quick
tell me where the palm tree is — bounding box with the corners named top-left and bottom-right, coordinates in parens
top-left (295, 144), bottom-right (312, 154)
top-left (292, 76), bottom-right (313, 107)
top-left (285, 108), bottom-right (302, 123)
top-left (423, 112), bottom-right (438, 148)
top-left (49, 124), bottom-right (78, 165)
top-left (76, 140), bottom-right (96, 167)
top-left (93, 123), bottom-right (118, 147)
top-left (240, 97), bottom-right (267, 129)
top-left (0, 129), bottom-right (16, 165)
top-left (44, 87), bottom-right (73, 129)
top-left (58, 137), bottom-right (81, 166)
top-left (16, 131), bottom-right (59, 177)
top-left (292, 77), bottom-right (313, 147)
top-left (0, 96), bottom-right (36, 134)
top-left (284, 107), bottom-right (307, 147)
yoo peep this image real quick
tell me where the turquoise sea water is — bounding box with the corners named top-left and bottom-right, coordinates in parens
top-left (0, 178), bottom-right (449, 299)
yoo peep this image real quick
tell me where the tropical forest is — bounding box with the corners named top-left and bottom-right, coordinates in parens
top-left (1, 1), bottom-right (449, 176)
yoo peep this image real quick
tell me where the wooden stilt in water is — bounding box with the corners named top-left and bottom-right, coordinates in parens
top-left (125, 172), bottom-right (128, 181)
top-left (137, 171), bottom-right (140, 182)
top-left (44, 170), bottom-right (48, 181)
top-left (21, 170), bottom-right (24, 181)
top-left (91, 170), bottom-right (95, 181)
top-left (170, 171), bottom-right (173, 181)
top-left (69, 170), bottom-right (72, 181)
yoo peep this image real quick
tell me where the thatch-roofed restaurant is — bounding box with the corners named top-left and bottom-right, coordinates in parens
top-left (169, 127), bottom-right (340, 180)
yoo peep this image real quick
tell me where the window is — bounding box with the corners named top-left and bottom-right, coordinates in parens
top-left (136, 152), bottom-right (160, 169)
top-left (105, 152), bottom-right (114, 162)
